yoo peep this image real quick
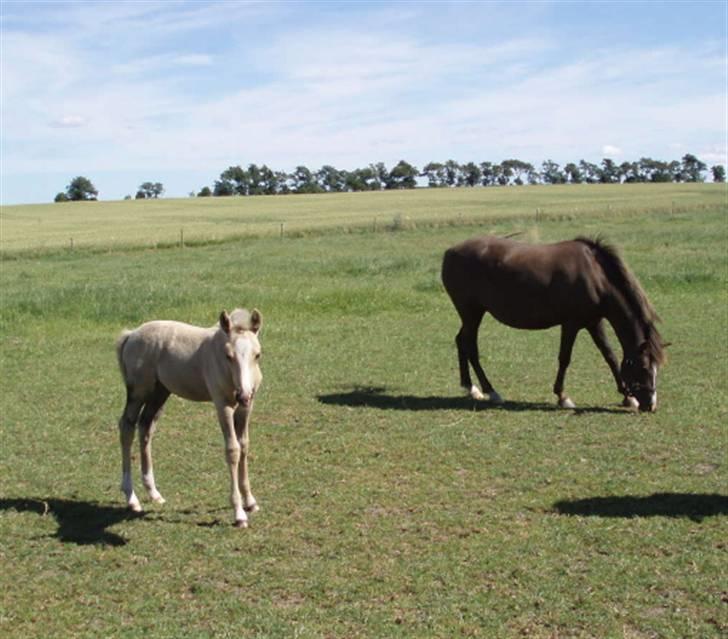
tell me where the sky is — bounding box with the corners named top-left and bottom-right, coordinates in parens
top-left (1, 0), bottom-right (726, 205)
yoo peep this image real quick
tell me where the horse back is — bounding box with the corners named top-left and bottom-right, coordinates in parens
top-left (118, 321), bottom-right (214, 401)
top-left (442, 236), bottom-right (606, 328)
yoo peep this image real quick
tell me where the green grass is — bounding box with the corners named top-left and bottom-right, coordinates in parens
top-left (0, 186), bottom-right (726, 638)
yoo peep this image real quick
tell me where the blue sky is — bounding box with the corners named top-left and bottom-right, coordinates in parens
top-left (1, 0), bottom-right (726, 204)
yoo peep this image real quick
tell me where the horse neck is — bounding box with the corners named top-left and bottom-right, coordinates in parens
top-left (604, 294), bottom-right (646, 358)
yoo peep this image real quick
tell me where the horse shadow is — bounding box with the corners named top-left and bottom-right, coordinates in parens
top-left (553, 493), bottom-right (728, 523)
top-left (0, 497), bottom-right (142, 546)
top-left (317, 386), bottom-right (624, 414)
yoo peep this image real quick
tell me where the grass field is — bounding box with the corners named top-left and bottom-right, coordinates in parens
top-left (1, 183), bottom-right (724, 255)
top-left (1, 185), bottom-right (726, 638)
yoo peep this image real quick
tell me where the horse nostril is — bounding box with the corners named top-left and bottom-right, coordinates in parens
top-left (235, 391), bottom-right (252, 407)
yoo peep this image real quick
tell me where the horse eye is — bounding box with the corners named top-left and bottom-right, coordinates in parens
top-left (255, 353), bottom-right (261, 361)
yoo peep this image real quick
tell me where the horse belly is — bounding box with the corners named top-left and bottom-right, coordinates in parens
top-left (489, 304), bottom-right (560, 330)
top-left (157, 357), bottom-right (211, 402)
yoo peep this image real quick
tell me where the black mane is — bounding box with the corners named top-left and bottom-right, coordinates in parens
top-left (576, 237), bottom-right (665, 366)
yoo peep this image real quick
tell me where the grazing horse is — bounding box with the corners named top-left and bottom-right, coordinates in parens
top-left (116, 308), bottom-right (263, 528)
top-left (441, 236), bottom-right (666, 411)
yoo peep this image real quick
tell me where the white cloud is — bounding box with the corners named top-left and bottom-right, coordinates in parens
top-left (602, 145), bottom-right (623, 156)
top-left (49, 115), bottom-right (87, 128)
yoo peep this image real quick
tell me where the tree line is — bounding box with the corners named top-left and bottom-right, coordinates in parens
top-left (199, 154), bottom-right (723, 197)
top-left (53, 154), bottom-right (724, 202)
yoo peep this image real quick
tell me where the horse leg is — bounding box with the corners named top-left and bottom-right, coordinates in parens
top-left (216, 402), bottom-right (247, 528)
top-left (554, 324), bottom-right (579, 408)
top-left (455, 308), bottom-right (502, 402)
top-left (119, 392), bottom-right (144, 512)
top-left (137, 382), bottom-right (170, 505)
top-left (588, 321), bottom-right (638, 409)
top-left (234, 405), bottom-right (258, 515)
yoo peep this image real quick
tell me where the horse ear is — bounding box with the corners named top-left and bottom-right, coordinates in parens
top-left (250, 309), bottom-right (262, 334)
top-left (219, 311), bottom-right (231, 334)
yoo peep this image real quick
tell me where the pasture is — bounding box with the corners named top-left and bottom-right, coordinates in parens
top-left (1, 185), bottom-right (726, 638)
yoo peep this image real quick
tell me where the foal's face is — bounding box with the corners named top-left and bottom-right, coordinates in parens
top-left (621, 355), bottom-right (657, 412)
top-left (220, 309), bottom-right (263, 408)
top-left (225, 331), bottom-right (262, 407)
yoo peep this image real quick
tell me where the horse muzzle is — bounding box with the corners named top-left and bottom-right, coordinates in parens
top-left (637, 394), bottom-right (657, 413)
top-left (235, 390), bottom-right (254, 407)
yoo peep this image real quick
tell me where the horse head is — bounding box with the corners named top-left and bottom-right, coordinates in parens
top-left (620, 339), bottom-right (664, 412)
top-left (219, 309), bottom-right (263, 408)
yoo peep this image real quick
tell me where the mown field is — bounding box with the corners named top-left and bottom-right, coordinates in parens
top-left (1, 184), bottom-right (726, 638)
top-left (1, 183), bottom-right (723, 255)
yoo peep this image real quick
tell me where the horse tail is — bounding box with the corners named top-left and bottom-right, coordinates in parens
top-left (116, 329), bottom-right (133, 383)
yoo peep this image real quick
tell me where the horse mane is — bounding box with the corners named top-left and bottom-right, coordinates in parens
top-left (576, 237), bottom-right (666, 366)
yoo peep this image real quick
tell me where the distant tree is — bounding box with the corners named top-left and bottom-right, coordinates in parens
top-left (316, 165), bottom-right (345, 192)
top-left (124, 194), bottom-right (132, 200)
top-left (197, 186), bottom-right (212, 197)
top-left (460, 162), bottom-right (482, 187)
top-left (386, 160), bottom-right (418, 189)
top-left (275, 170), bottom-right (291, 194)
top-left (578, 160), bottom-right (600, 184)
top-left (344, 167), bottom-right (379, 192)
top-left (681, 153), bottom-right (707, 182)
top-left (600, 158), bottom-right (619, 183)
top-left (135, 190), bottom-right (146, 199)
top-left (257, 164), bottom-right (279, 195)
top-left (639, 158), bottom-right (672, 183)
top-left (501, 159), bottom-right (533, 186)
top-left (357, 166), bottom-right (381, 191)
top-left (564, 163), bottom-right (583, 184)
top-left (290, 165), bottom-right (321, 193)
top-left (213, 177), bottom-right (235, 196)
top-left (479, 162), bottom-right (496, 186)
top-left (370, 162), bottom-right (389, 189)
top-left (216, 165), bottom-right (249, 195)
top-left (541, 160), bottom-right (565, 184)
top-left (711, 165), bottom-right (726, 183)
top-left (619, 161), bottom-right (641, 183)
top-left (137, 181), bottom-right (164, 198)
top-left (60, 176), bottom-right (98, 201)
top-left (422, 162), bottom-right (446, 187)
top-left (443, 160), bottom-right (460, 187)
top-left (54, 192), bottom-right (70, 203)
top-left (492, 163), bottom-right (508, 186)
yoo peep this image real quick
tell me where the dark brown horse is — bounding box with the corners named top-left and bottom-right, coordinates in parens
top-left (441, 235), bottom-right (666, 411)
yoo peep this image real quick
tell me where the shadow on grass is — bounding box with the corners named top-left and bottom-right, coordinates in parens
top-left (0, 497), bottom-right (142, 546)
top-left (553, 493), bottom-right (728, 522)
top-left (318, 386), bottom-right (624, 414)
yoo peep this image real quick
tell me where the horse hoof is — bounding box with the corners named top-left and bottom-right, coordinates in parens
top-left (128, 501), bottom-right (143, 513)
top-left (623, 396), bottom-right (639, 410)
top-left (234, 519), bottom-right (248, 529)
top-left (469, 386), bottom-right (486, 401)
top-left (244, 502), bottom-right (259, 514)
top-left (488, 391), bottom-right (505, 404)
top-left (151, 495), bottom-right (166, 505)
top-left (558, 397), bottom-right (576, 409)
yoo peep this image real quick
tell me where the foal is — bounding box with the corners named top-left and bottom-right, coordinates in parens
top-left (116, 308), bottom-right (263, 528)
